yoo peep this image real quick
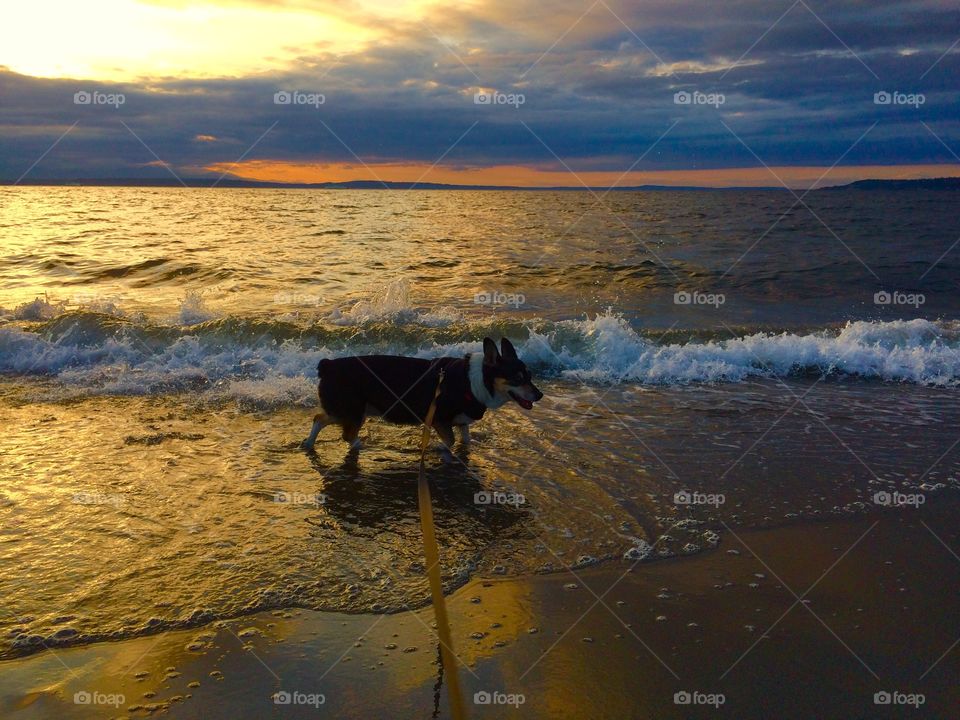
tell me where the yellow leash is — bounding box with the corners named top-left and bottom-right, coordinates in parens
top-left (418, 368), bottom-right (467, 720)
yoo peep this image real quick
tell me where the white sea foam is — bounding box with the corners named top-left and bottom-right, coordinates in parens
top-left (2, 309), bottom-right (959, 407)
top-left (538, 313), bottom-right (960, 386)
top-left (326, 278), bottom-right (461, 327)
top-left (172, 290), bottom-right (218, 325)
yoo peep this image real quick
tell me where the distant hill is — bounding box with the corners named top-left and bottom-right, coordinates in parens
top-left (12, 176), bottom-right (958, 191)
top-left (5, 177), bottom-right (783, 191)
top-left (825, 177), bottom-right (960, 191)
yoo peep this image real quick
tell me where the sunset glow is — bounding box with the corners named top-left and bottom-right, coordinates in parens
top-left (205, 160), bottom-right (960, 189)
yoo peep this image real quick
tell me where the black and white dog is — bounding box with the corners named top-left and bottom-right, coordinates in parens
top-left (301, 337), bottom-right (543, 455)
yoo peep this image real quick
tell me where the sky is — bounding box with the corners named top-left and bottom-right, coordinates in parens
top-left (1, 0), bottom-right (958, 188)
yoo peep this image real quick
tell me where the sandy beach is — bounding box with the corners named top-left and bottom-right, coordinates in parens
top-left (4, 507), bottom-right (958, 719)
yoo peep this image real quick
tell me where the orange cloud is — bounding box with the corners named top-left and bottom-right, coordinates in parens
top-left (204, 159), bottom-right (960, 189)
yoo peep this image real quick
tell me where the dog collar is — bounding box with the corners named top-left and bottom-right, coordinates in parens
top-left (468, 352), bottom-right (508, 409)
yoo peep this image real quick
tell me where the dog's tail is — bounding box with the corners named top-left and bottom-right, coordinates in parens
top-left (317, 358), bottom-right (332, 379)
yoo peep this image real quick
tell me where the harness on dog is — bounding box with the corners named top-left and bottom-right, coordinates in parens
top-left (417, 367), bottom-right (467, 720)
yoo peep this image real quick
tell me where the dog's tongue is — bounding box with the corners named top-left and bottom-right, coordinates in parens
top-left (510, 392), bottom-right (534, 410)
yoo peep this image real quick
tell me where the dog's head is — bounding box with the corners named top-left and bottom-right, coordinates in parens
top-left (483, 337), bottom-right (544, 410)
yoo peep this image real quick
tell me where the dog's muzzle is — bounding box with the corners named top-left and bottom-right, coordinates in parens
top-left (508, 383), bottom-right (543, 410)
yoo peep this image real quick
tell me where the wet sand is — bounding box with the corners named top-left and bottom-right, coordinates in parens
top-left (3, 508), bottom-right (958, 719)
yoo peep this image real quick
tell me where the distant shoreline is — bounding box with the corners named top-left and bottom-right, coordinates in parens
top-left (3, 177), bottom-right (958, 191)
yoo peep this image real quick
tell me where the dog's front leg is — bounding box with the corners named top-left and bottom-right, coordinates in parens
top-left (434, 424), bottom-right (456, 463)
top-left (301, 413), bottom-right (329, 451)
top-left (457, 424), bottom-right (471, 448)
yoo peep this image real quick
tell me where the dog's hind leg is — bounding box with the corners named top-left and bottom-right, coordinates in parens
top-left (301, 413), bottom-right (330, 451)
top-left (342, 421), bottom-right (364, 451)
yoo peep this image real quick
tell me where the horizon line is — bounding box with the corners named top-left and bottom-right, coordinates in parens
top-left (5, 176), bottom-right (960, 191)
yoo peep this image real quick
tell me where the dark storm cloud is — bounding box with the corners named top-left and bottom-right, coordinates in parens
top-left (0, 0), bottom-right (957, 180)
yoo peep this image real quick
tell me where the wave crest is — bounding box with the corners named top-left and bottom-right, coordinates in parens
top-left (2, 308), bottom-right (959, 408)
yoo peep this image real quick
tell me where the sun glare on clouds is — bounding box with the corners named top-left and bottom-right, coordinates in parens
top-left (1, 0), bottom-right (392, 81)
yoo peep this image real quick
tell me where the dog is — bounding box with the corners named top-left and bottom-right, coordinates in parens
top-left (300, 337), bottom-right (543, 456)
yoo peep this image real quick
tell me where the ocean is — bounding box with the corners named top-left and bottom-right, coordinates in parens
top-left (1, 186), bottom-right (958, 659)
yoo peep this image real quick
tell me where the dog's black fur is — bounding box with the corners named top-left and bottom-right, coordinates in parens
top-left (300, 337), bottom-right (543, 453)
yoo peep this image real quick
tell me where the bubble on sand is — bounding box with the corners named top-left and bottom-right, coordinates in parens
top-left (186, 630), bottom-right (215, 652)
top-left (623, 539), bottom-right (652, 561)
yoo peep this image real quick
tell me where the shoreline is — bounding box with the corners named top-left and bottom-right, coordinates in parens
top-left (3, 511), bottom-right (958, 719)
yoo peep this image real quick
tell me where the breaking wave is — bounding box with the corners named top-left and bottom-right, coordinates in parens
top-left (3, 295), bottom-right (960, 407)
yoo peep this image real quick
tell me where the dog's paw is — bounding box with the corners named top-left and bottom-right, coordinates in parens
top-left (300, 438), bottom-right (315, 451)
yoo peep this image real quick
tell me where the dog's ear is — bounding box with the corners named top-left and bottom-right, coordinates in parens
top-left (483, 337), bottom-right (501, 365)
top-left (500, 337), bottom-right (518, 361)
